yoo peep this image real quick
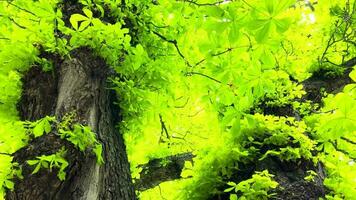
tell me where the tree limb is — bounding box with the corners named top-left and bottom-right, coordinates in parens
top-left (134, 152), bottom-right (194, 191)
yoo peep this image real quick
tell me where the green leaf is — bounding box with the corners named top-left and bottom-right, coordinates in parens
top-left (78, 20), bottom-right (91, 31)
top-left (4, 180), bottom-right (14, 190)
top-left (83, 8), bottom-right (93, 19)
top-left (265, 0), bottom-right (275, 15)
top-left (32, 163), bottom-right (42, 174)
top-left (93, 144), bottom-right (104, 164)
top-left (274, 18), bottom-right (292, 33)
top-left (27, 160), bottom-right (39, 165)
top-left (58, 171), bottom-right (66, 181)
top-left (255, 21), bottom-right (273, 43)
top-left (43, 119), bottom-right (51, 134)
top-left (350, 69), bottom-right (356, 82)
top-left (224, 187), bottom-right (235, 192)
top-left (70, 14), bottom-right (88, 30)
top-left (230, 194), bottom-right (238, 200)
top-left (96, 4), bottom-right (105, 18)
top-left (229, 22), bottom-right (241, 44)
top-left (273, 0), bottom-right (294, 16)
top-left (227, 181), bottom-right (237, 186)
top-left (33, 121), bottom-right (44, 138)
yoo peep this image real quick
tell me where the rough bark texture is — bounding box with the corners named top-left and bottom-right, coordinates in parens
top-left (302, 57), bottom-right (356, 103)
top-left (7, 48), bottom-right (135, 200)
top-left (134, 153), bottom-right (194, 191)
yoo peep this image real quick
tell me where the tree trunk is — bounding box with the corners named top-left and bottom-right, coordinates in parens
top-left (7, 48), bottom-right (136, 200)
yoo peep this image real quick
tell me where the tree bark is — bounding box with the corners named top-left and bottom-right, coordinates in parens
top-left (134, 153), bottom-right (194, 191)
top-left (7, 48), bottom-right (136, 200)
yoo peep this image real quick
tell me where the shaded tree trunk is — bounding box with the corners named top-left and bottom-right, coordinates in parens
top-left (7, 48), bottom-right (136, 200)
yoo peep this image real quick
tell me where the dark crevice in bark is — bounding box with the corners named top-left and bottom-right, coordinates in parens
top-left (17, 63), bottom-right (60, 121)
top-left (134, 152), bottom-right (194, 191)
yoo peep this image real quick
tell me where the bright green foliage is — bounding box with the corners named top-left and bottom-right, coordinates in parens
top-left (0, 0), bottom-right (355, 199)
top-left (224, 170), bottom-right (278, 200)
top-left (0, 157), bottom-right (22, 198)
top-left (26, 148), bottom-right (68, 181)
top-left (24, 116), bottom-right (56, 138)
top-left (304, 170), bottom-right (318, 182)
top-left (305, 73), bottom-right (356, 198)
top-left (59, 124), bottom-right (104, 164)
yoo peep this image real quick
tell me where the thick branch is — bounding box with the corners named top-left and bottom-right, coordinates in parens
top-left (134, 152), bottom-right (194, 191)
top-left (302, 57), bottom-right (356, 102)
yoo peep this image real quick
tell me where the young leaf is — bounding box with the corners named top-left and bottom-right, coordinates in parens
top-left (27, 160), bottom-right (39, 165)
top-left (83, 8), bottom-right (93, 19)
top-left (70, 14), bottom-right (88, 30)
top-left (32, 163), bottom-right (42, 174)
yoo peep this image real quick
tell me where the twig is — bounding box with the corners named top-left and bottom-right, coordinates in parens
top-left (340, 137), bottom-right (356, 145)
top-left (6, 1), bottom-right (38, 17)
top-left (177, 0), bottom-right (231, 6)
top-left (174, 97), bottom-right (190, 108)
top-left (330, 140), bottom-right (356, 159)
top-left (152, 31), bottom-right (192, 67)
top-left (194, 47), bottom-right (235, 67)
top-left (8, 16), bottom-right (27, 29)
top-left (159, 114), bottom-right (170, 140)
top-left (0, 152), bottom-right (12, 156)
top-left (193, 46), bottom-right (249, 68)
top-left (185, 71), bottom-right (222, 84)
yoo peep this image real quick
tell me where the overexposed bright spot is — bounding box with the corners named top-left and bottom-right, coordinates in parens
top-left (168, 13), bottom-right (174, 20)
top-left (308, 13), bottom-right (316, 23)
top-left (300, 13), bottom-right (316, 24)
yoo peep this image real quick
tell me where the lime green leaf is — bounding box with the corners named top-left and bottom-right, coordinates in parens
top-left (83, 8), bottom-right (93, 19)
top-left (224, 187), bottom-right (235, 192)
top-left (27, 160), bottom-right (39, 165)
top-left (96, 4), bottom-right (105, 17)
top-left (78, 20), bottom-right (91, 31)
top-left (256, 21), bottom-right (273, 43)
top-left (43, 119), bottom-right (51, 134)
top-left (274, 18), bottom-right (292, 33)
top-left (227, 182), bottom-right (237, 186)
top-left (93, 144), bottom-right (104, 164)
top-left (33, 121), bottom-right (44, 138)
top-left (4, 180), bottom-right (14, 190)
top-left (70, 14), bottom-right (88, 30)
top-left (350, 69), bottom-right (356, 82)
top-left (32, 163), bottom-right (42, 174)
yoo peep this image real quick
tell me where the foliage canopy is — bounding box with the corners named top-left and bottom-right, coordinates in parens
top-left (0, 0), bottom-right (355, 199)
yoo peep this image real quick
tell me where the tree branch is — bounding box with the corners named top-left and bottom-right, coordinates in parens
top-left (134, 152), bottom-right (194, 191)
top-left (5, 1), bottom-right (38, 17)
top-left (330, 140), bottom-right (356, 159)
top-left (159, 114), bottom-right (170, 141)
top-left (193, 46), bottom-right (249, 68)
top-left (340, 137), bottom-right (356, 145)
top-left (342, 57), bottom-right (356, 68)
top-left (177, 0), bottom-right (231, 6)
top-left (185, 71), bottom-right (222, 84)
top-left (152, 31), bottom-right (192, 67)
top-left (0, 152), bottom-right (13, 156)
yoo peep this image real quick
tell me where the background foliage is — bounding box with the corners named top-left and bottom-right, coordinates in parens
top-left (0, 0), bottom-right (355, 199)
